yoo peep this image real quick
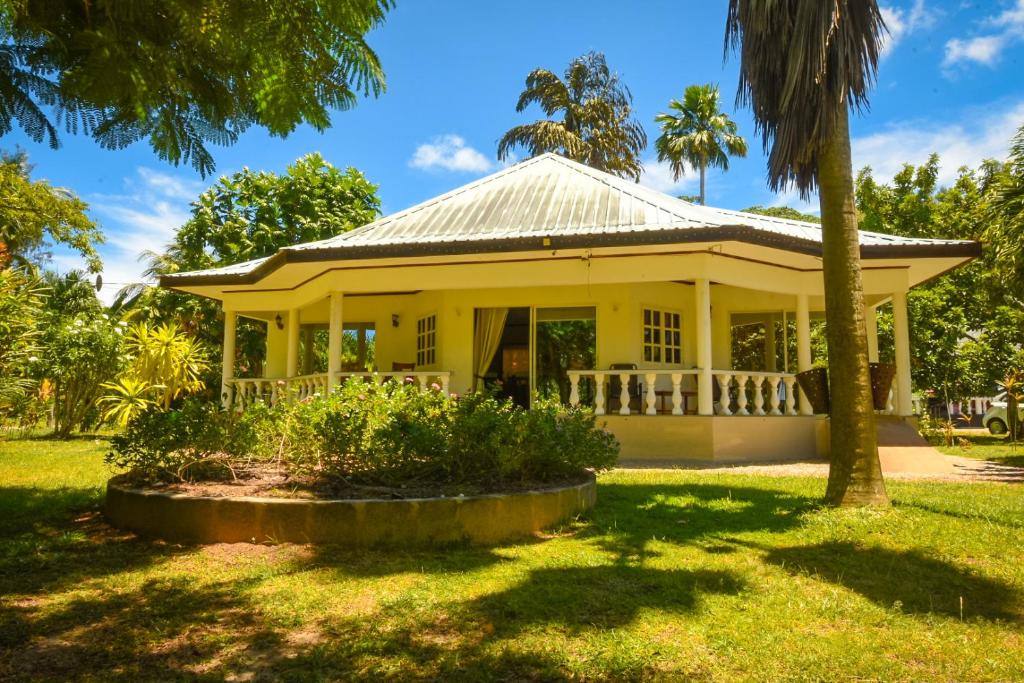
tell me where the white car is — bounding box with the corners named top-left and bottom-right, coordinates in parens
top-left (983, 392), bottom-right (1023, 435)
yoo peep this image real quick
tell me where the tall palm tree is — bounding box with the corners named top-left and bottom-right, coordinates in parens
top-left (654, 84), bottom-right (747, 205)
top-left (726, 0), bottom-right (889, 507)
top-left (497, 52), bottom-right (647, 181)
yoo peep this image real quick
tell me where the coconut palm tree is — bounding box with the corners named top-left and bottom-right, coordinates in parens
top-left (654, 84), bottom-right (747, 205)
top-left (726, 0), bottom-right (889, 506)
top-left (497, 52), bottom-right (647, 181)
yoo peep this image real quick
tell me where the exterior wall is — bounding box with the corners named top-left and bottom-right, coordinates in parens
top-left (603, 415), bottom-right (827, 462)
top-left (254, 281), bottom-right (825, 393)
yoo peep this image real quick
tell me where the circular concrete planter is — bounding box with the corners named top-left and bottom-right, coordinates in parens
top-left (104, 473), bottom-right (596, 546)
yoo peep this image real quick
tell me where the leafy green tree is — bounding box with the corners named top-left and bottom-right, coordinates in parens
top-left (0, 151), bottom-right (102, 271)
top-left (654, 84), bottom-right (747, 205)
top-left (987, 124), bottom-right (1024, 298)
top-left (43, 312), bottom-right (125, 437)
top-left (742, 205), bottom-right (821, 223)
top-left (727, 0), bottom-right (889, 507)
top-left (857, 155), bottom-right (1024, 401)
top-left (0, 0), bottom-right (392, 176)
top-left (0, 268), bottom-right (43, 416)
top-left (126, 153), bottom-right (381, 378)
top-left (497, 52), bottom-right (647, 181)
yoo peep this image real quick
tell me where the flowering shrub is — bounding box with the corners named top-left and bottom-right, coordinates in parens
top-left (109, 380), bottom-right (619, 489)
top-left (42, 313), bottom-right (126, 437)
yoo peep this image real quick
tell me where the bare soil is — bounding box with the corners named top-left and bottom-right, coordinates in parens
top-left (122, 465), bottom-right (591, 500)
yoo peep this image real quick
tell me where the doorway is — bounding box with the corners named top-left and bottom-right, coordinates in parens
top-left (534, 306), bottom-right (597, 404)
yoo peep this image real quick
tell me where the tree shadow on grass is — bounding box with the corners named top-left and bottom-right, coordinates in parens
top-left (764, 541), bottom-right (1022, 622)
top-left (471, 564), bottom-right (743, 634)
top-left (1, 576), bottom-right (286, 681)
top-left (589, 482), bottom-right (819, 564)
top-left (0, 486), bottom-right (186, 602)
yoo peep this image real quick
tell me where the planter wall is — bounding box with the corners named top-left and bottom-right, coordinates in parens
top-left (105, 474), bottom-right (596, 546)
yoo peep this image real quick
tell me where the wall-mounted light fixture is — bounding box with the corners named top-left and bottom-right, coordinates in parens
top-left (274, 313), bottom-right (284, 330)
top-left (392, 314), bottom-right (400, 328)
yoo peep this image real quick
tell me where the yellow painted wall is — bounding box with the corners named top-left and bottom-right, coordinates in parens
top-left (255, 281), bottom-right (830, 393)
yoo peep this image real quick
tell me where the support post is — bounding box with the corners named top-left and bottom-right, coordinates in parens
top-left (302, 327), bottom-right (315, 374)
top-left (892, 290), bottom-right (913, 416)
top-left (796, 294), bottom-right (812, 416)
top-left (327, 293), bottom-right (343, 391)
top-left (221, 309), bottom-right (236, 409)
top-left (865, 305), bottom-right (879, 363)
top-left (695, 278), bottom-right (713, 415)
top-left (286, 308), bottom-right (300, 380)
top-left (764, 316), bottom-right (777, 372)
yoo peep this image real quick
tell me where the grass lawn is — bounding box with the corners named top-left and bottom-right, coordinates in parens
top-left (1, 438), bottom-right (1023, 681)
top-left (937, 431), bottom-right (1024, 468)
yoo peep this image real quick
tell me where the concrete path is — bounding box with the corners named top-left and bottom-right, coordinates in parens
top-left (618, 419), bottom-right (1024, 483)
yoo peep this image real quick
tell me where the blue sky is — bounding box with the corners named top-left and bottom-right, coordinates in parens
top-left (5, 0), bottom-right (1024, 301)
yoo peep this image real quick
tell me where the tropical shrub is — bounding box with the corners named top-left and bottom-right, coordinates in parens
top-left (109, 380), bottom-right (620, 489)
top-left (122, 322), bottom-right (211, 409)
top-left (42, 313), bottom-right (125, 437)
top-left (0, 269), bottom-right (43, 421)
top-left (108, 399), bottom-right (267, 481)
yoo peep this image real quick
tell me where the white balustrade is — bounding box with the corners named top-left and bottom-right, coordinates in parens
top-left (566, 369), bottom-right (699, 416)
top-left (225, 370), bottom-right (453, 410)
top-left (710, 370), bottom-right (799, 417)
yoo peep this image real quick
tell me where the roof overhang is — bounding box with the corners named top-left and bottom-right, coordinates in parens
top-left (160, 223), bottom-right (982, 290)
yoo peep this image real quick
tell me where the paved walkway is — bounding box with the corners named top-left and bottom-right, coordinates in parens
top-left (619, 420), bottom-right (1024, 483)
top-left (617, 454), bottom-right (1024, 482)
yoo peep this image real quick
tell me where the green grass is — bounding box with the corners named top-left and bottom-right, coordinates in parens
top-left (1, 438), bottom-right (1023, 681)
top-left (936, 431), bottom-right (1024, 468)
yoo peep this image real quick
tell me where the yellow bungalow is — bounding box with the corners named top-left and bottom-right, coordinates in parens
top-left (161, 154), bottom-right (979, 462)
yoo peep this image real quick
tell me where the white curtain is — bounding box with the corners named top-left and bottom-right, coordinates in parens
top-left (473, 308), bottom-right (509, 391)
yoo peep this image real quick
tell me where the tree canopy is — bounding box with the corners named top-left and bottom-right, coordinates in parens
top-left (741, 205), bottom-right (821, 223)
top-left (161, 152), bottom-right (381, 274)
top-left (654, 84), bottom-right (747, 205)
top-left (0, 150), bottom-right (102, 271)
top-left (857, 153), bottom-right (1024, 400)
top-left (497, 52), bottom-right (647, 181)
top-left (126, 154), bottom-right (382, 379)
top-left (0, 0), bottom-right (391, 176)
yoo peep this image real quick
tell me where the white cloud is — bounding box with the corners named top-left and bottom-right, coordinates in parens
top-left (639, 158), bottom-right (697, 196)
top-left (409, 134), bottom-right (494, 173)
top-left (943, 0), bottom-right (1024, 68)
top-left (851, 100), bottom-right (1024, 184)
top-left (53, 167), bottom-right (202, 304)
top-left (943, 34), bottom-right (1007, 66)
top-left (880, 0), bottom-right (936, 57)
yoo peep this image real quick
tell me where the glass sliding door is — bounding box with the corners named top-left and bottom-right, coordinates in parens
top-left (533, 306), bottom-right (597, 404)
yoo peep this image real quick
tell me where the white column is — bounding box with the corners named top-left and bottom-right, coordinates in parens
top-left (764, 316), bottom-right (777, 372)
top-left (286, 308), bottom-right (300, 379)
top-left (695, 278), bottom-right (713, 416)
top-left (221, 309), bottom-right (236, 409)
top-left (865, 305), bottom-right (879, 363)
top-left (892, 290), bottom-right (913, 416)
top-left (327, 292), bottom-right (344, 391)
top-left (796, 294), bottom-right (812, 416)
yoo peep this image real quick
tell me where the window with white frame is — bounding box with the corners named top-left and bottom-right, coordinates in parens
top-left (643, 308), bottom-right (681, 364)
top-left (416, 314), bottom-right (437, 366)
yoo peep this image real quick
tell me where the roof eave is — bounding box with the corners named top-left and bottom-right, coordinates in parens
top-left (159, 227), bottom-right (982, 289)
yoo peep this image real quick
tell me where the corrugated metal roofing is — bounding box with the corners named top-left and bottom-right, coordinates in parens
top-left (168, 153), bottom-right (976, 281)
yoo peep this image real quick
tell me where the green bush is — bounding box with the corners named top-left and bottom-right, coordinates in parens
top-left (109, 380), bottom-right (619, 489)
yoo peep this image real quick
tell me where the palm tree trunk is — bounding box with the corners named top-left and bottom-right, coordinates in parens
top-left (818, 109), bottom-right (888, 507)
top-left (699, 164), bottom-right (706, 205)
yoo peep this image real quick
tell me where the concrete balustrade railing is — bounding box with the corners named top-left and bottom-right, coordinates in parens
top-left (567, 369), bottom-right (699, 416)
top-left (226, 370), bottom-right (452, 410)
top-left (712, 371), bottom-right (798, 417)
